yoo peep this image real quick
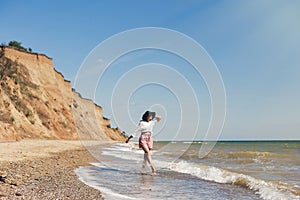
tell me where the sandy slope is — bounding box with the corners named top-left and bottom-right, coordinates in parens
top-left (0, 140), bottom-right (85, 162)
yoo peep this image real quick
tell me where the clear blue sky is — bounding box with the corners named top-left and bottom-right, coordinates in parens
top-left (1, 0), bottom-right (299, 140)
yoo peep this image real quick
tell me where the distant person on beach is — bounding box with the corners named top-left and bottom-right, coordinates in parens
top-left (126, 111), bottom-right (162, 173)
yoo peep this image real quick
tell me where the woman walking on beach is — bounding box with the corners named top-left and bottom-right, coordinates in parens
top-left (126, 111), bottom-right (162, 173)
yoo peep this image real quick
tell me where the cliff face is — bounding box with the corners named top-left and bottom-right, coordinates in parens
top-left (0, 46), bottom-right (126, 141)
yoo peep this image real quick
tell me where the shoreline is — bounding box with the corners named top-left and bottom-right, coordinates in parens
top-left (0, 140), bottom-right (104, 199)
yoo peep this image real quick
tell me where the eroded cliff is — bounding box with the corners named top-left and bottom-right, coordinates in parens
top-left (0, 46), bottom-right (125, 141)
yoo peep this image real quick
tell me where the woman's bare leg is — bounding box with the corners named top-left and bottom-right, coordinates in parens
top-left (142, 153), bottom-right (147, 169)
top-left (141, 145), bottom-right (156, 173)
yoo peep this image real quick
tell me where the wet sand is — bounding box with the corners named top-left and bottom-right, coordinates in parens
top-left (0, 140), bottom-right (103, 199)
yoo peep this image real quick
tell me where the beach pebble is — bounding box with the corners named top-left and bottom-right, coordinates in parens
top-left (3, 178), bottom-right (12, 185)
top-left (11, 180), bottom-right (21, 186)
top-left (0, 146), bottom-right (104, 199)
top-left (4, 178), bottom-right (20, 186)
top-left (0, 172), bottom-right (7, 177)
top-left (0, 192), bottom-right (7, 197)
top-left (0, 175), bottom-right (6, 182)
top-left (15, 192), bottom-right (22, 196)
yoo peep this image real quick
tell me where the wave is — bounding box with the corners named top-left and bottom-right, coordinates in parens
top-left (169, 161), bottom-right (300, 200)
top-left (227, 151), bottom-right (276, 157)
top-left (93, 143), bottom-right (300, 200)
top-left (75, 167), bottom-right (136, 200)
top-left (204, 151), bottom-right (295, 159)
top-left (182, 141), bottom-right (202, 144)
top-left (225, 151), bottom-right (290, 159)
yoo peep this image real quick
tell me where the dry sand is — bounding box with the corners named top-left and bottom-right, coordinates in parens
top-left (0, 140), bottom-right (105, 199)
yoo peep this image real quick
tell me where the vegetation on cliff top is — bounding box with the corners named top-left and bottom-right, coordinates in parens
top-left (1, 40), bottom-right (32, 53)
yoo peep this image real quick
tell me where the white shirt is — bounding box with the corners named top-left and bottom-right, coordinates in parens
top-left (131, 119), bottom-right (157, 137)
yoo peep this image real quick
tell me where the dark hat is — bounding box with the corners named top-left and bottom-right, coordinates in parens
top-left (142, 111), bottom-right (156, 121)
top-left (150, 111), bottom-right (156, 118)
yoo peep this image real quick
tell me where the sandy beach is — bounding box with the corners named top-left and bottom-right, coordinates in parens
top-left (0, 140), bottom-right (104, 199)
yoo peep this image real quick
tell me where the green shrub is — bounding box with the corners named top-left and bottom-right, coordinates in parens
top-left (8, 40), bottom-right (27, 52)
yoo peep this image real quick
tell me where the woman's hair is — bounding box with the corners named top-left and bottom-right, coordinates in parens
top-left (142, 111), bottom-right (156, 121)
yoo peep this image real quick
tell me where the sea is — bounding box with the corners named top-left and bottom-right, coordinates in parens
top-left (75, 141), bottom-right (300, 200)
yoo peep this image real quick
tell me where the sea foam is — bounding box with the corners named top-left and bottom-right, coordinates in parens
top-left (169, 161), bottom-right (299, 200)
top-left (81, 143), bottom-right (300, 200)
top-left (75, 166), bottom-right (136, 200)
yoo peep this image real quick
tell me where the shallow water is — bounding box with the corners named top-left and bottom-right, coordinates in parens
top-left (76, 141), bottom-right (300, 200)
